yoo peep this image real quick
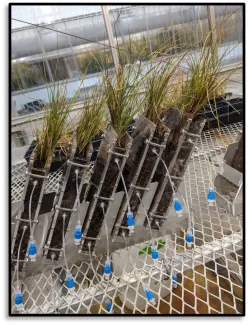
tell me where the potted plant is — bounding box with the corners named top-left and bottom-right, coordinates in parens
top-left (12, 82), bottom-right (77, 271)
top-left (45, 85), bottom-right (106, 260)
top-left (150, 33), bottom-right (239, 226)
top-left (81, 63), bottom-right (149, 251)
top-left (113, 56), bottom-right (182, 237)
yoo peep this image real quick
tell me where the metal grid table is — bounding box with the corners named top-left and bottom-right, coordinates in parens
top-left (11, 122), bottom-right (243, 314)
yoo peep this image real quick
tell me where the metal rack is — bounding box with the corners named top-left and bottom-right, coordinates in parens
top-left (11, 122), bottom-right (243, 314)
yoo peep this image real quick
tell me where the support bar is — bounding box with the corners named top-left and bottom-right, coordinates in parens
top-left (149, 213), bottom-right (168, 220)
top-left (94, 195), bottom-right (115, 202)
top-left (181, 130), bottom-right (201, 138)
top-left (130, 184), bottom-right (150, 191)
top-left (26, 172), bottom-right (49, 180)
top-left (145, 139), bottom-right (167, 148)
top-left (55, 206), bottom-right (77, 213)
top-left (67, 160), bottom-right (91, 169)
top-left (15, 218), bottom-right (39, 224)
top-left (108, 150), bottom-right (129, 158)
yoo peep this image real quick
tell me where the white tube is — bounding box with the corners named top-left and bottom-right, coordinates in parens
top-left (75, 169), bottom-right (80, 224)
top-left (115, 158), bottom-right (131, 212)
top-left (62, 214), bottom-right (69, 272)
top-left (28, 180), bottom-right (37, 238)
top-left (136, 192), bottom-right (155, 247)
top-left (100, 203), bottom-right (110, 258)
top-left (16, 226), bottom-right (27, 288)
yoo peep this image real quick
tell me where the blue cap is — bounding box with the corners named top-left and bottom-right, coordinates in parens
top-left (151, 247), bottom-right (159, 260)
top-left (208, 188), bottom-right (215, 200)
top-left (74, 230), bottom-right (82, 240)
top-left (106, 300), bottom-right (112, 312)
top-left (145, 289), bottom-right (154, 301)
top-left (104, 259), bottom-right (111, 275)
top-left (172, 274), bottom-right (178, 283)
top-left (15, 293), bottom-right (23, 305)
top-left (29, 243), bottom-right (37, 256)
top-left (186, 232), bottom-right (193, 243)
top-left (174, 199), bottom-right (182, 212)
top-left (66, 276), bottom-right (75, 289)
top-left (127, 217), bottom-right (135, 227)
top-left (104, 262), bottom-right (111, 275)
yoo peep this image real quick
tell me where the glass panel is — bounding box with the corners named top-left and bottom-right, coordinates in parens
top-left (11, 61), bottom-right (51, 90)
top-left (48, 57), bottom-right (69, 81)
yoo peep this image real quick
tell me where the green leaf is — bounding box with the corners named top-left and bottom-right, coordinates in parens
top-left (138, 239), bottom-right (165, 256)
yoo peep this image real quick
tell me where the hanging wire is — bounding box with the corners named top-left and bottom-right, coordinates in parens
top-left (11, 17), bottom-right (139, 58)
top-left (62, 213), bottom-right (69, 272)
top-left (182, 177), bottom-right (192, 230)
top-left (100, 203), bottom-right (110, 258)
top-left (12, 266), bottom-right (17, 287)
top-left (15, 226), bottom-right (27, 287)
top-left (122, 232), bottom-right (156, 305)
top-left (11, 9), bottom-right (239, 68)
top-left (88, 243), bottom-right (102, 285)
top-left (195, 143), bottom-right (214, 187)
top-left (152, 148), bottom-right (175, 195)
top-left (136, 192), bottom-right (155, 246)
top-left (122, 232), bottom-right (144, 283)
top-left (115, 158), bottom-right (131, 212)
top-left (152, 147), bottom-right (192, 226)
top-left (75, 168), bottom-right (80, 223)
top-left (50, 254), bottom-right (60, 314)
top-left (28, 180), bottom-right (38, 237)
top-left (87, 243), bottom-right (112, 314)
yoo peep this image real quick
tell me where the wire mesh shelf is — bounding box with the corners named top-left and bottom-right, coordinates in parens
top-left (11, 122), bottom-right (243, 314)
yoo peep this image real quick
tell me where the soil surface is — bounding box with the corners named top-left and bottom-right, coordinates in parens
top-left (46, 145), bottom-right (91, 260)
top-left (82, 131), bottom-right (132, 252)
top-left (12, 164), bottom-right (48, 271)
top-left (117, 122), bottom-right (170, 236)
top-left (152, 117), bottom-right (203, 229)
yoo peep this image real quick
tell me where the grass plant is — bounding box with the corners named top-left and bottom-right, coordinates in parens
top-left (35, 82), bottom-right (81, 167)
top-left (101, 62), bottom-right (153, 145)
top-left (143, 56), bottom-right (181, 123)
top-left (76, 85), bottom-right (106, 154)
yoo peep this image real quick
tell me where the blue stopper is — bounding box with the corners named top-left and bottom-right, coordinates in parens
top-left (151, 247), bottom-right (159, 260)
top-left (15, 293), bottom-right (23, 305)
top-left (207, 188), bottom-right (215, 201)
top-left (28, 242), bottom-right (37, 256)
top-left (127, 217), bottom-right (135, 227)
top-left (145, 289), bottom-right (154, 301)
top-left (186, 232), bottom-right (193, 243)
top-left (106, 300), bottom-right (112, 312)
top-left (104, 261), bottom-right (111, 275)
top-left (172, 274), bottom-right (178, 283)
top-left (174, 199), bottom-right (182, 212)
top-left (66, 275), bottom-right (75, 289)
top-left (74, 230), bottom-right (82, 240)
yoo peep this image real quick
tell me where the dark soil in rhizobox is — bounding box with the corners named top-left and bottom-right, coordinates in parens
top-left (46, 144), bottom-right (92, 260)
top-left (152, 108), bottom-right (184, 184)
top-left (123, 116), bottom-right (156, 188)
top-left (117, 121), bottom-right (170, 236)
top-left (12, 156), bottom-right (50, 271)
top-left (82, 130), bottom-right (132, 252)
top-left (112, 116), bottom-right (156, 234)
top-left (152, 117), bottom-right (204, 229)
top-left (24, 140), bottom-right (71, 173)
top-left (148, 110), bottom-right (193, 229)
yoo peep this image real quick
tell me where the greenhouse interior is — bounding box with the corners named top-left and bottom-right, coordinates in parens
top-left (10, 4), bottom-right (243, 315)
